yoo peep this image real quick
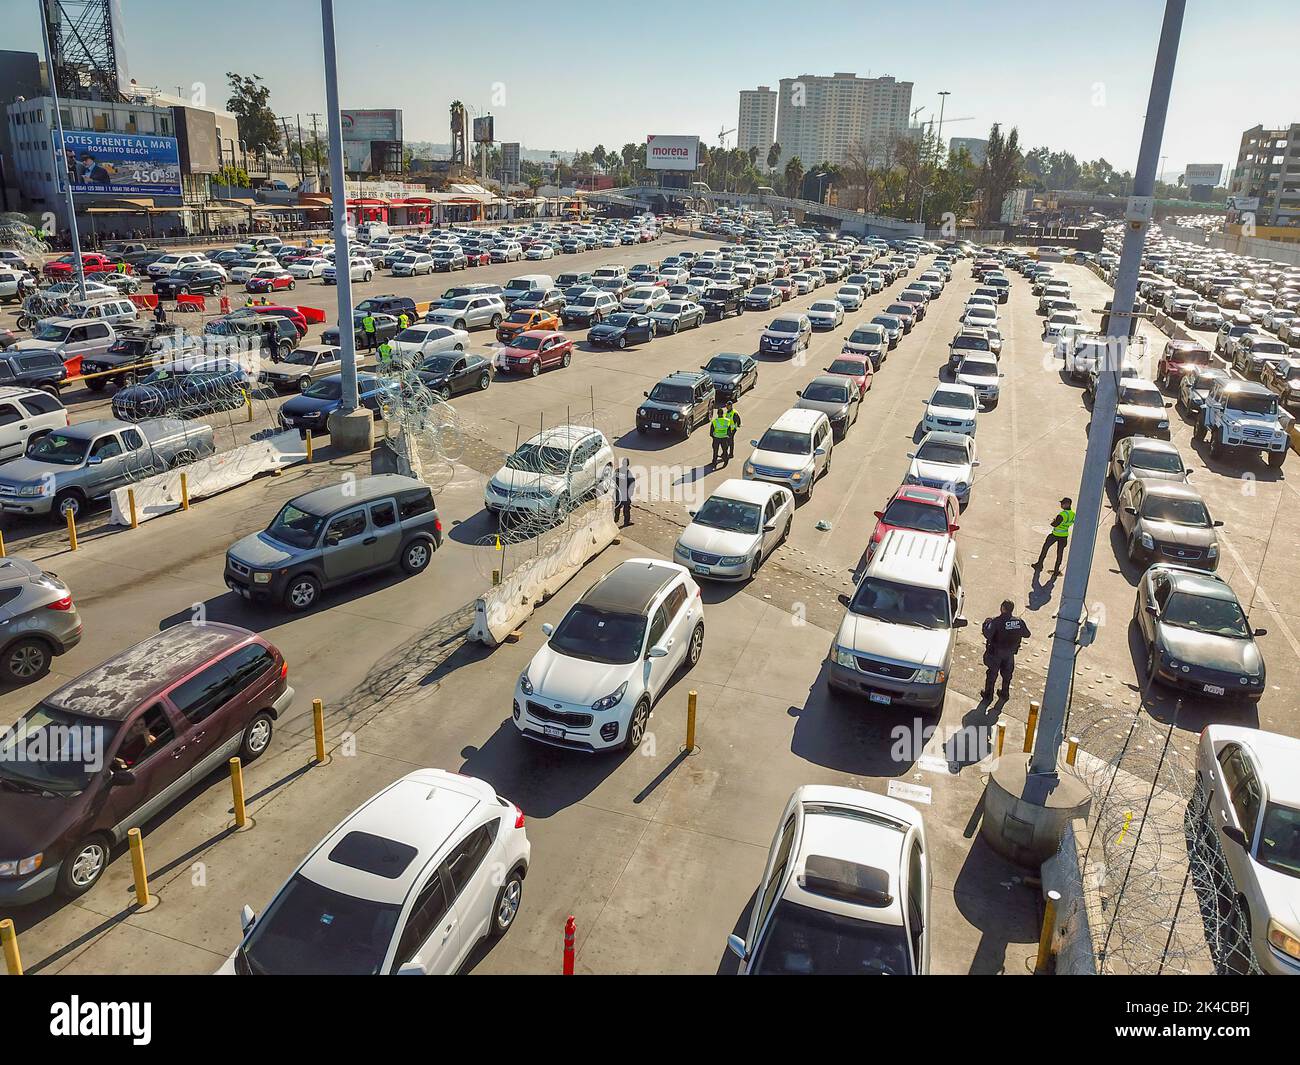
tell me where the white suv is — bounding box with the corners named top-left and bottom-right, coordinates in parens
top-left (515, 559), bottom-right (704, 752)
top-left (744, 408), bottom-right (834, 500)
top-left (0, 387), bottom-right (69, 461)
top-left (484, 425), bottom-right (613, 520)
top-left (220, 769), bottom-right (530, 975)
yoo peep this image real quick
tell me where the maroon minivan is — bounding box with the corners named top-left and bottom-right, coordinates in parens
top-left (0, 621), bottom-right (294, 903)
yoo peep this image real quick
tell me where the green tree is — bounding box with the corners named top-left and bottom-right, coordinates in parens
top-left (767, 142), bottom-right (781, 170)
top-left (783, 156), bottom-right (805, 198)
top-left (979, 123), bottom-right (1022, 224)
top-left (225, 73), bottom-right (281, 158)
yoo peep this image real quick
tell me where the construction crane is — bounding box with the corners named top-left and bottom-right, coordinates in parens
top-left (718, 126), bottom-right (737, 149)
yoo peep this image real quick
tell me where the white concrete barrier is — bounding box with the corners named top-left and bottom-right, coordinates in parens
top-left (468, 501), bottom-right (619, 647)
top-left (109, 430), bottom-right (308, 526)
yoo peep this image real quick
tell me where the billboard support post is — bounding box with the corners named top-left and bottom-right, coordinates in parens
top-left (38, 0), bottom-right (86, 301)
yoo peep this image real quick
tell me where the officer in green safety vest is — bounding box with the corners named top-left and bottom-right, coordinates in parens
top-left (723, 401), bottom-right (742, 461)
top-left (377, 341), bottom-right (393, 367)
top-left (710, 407), bottom-right (731, 467)
top-left (397, 311), bottom-right (410, 330)
top-left (1033, 497), bottom-right (1075, 575)
top-left (361, 312), bottom-right (378, 350)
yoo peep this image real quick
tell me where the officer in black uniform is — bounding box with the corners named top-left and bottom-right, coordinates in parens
top-left (981, 599), bottom-right (1031, 700)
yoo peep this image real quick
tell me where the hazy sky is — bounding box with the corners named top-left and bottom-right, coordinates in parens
top-left (8, 0), bottom-right (1296, 179)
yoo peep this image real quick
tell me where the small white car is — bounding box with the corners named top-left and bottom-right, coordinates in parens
top-left (962, 306), bottom-right (998, 331)
top-left (484, 425), bottom-right (613, 520)
top-left (807, 300), bottom-right (846, 330)
top-left (675, 479), bottom-right (794, 581)
top-left (219, 769), bottom-right (530, 974)
top-left (834, 285), bottom-right (866, 312)
top-left (905, 430), bottom-right (978, 504)
top-left (515, 559), bottom-right (704, 752)
top-left (727, 785), bottom-right (930, 974)
top-left (620, 286), bottom-right (669, 313)
top-left (953, 352), bottom-right (1004, 406)
top-left (1195, 725), bottom-right (1300, 975)
top-left (288, 257), bottom-right (330, 279)
top-left (323, 257), bottom-right (375, 284)
top-left (524, 243), bottom-right (555, 260)
top-left (921, 383), bottom-right (978, 436)
top-left (388, 324), bottom-right (469, 363)
top-left (744, 407), bottom-right (834, 499)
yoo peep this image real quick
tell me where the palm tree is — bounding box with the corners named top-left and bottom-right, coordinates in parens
top-left (783, 156), bottom-right (805, 199)
top-left (767, 142), bottom-right (781, 171)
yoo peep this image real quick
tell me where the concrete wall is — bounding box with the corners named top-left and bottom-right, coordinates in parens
top-left (1159, 222), bottom-right (1300, 266)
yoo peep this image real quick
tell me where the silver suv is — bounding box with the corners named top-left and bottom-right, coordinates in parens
top-left (827, 530), bottom-right (967, 710)
top-left (0, 556), bottom-right (83, 685)
top-left (425, 294), bottom-right (506, 332)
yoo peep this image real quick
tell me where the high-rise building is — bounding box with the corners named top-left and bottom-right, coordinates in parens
top-left (1229, 124), bottom-right (1300, 226)
top-left (774, 73), bottom-right (912, 168)
top-left (738, 86), bottom-right (777, 165)
top-left (949, 136), bottom-right (988, 167)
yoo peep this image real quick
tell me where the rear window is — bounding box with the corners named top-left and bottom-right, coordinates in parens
top-left (398, 488), bottom-right (435, 520)
top-left (19, 392), bottom-right (64, 415)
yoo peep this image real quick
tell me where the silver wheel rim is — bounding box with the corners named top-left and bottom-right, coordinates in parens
top-left (71, 843), bottom-right (106, 887)
top-left (290, 581), bottom-right (316, 608)
top-left (9, 643), bottom-right (46, 678)
top-left (59, 498), bottom-right (78, 517)
top-left (408, 544), bottom-right (429, 569)
top-left (247, 717), bottom-right (271, 753)
top-left (630, 704), bottom-right (649, 746)
top-left (690, 626), bottom-right (703, 662)
top-left (498, 879), bottom-right (521, 928)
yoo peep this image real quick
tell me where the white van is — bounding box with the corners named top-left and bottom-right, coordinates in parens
top-left (67, 296), bottom-right (139, 327)
top-left (357, 221), bottom-right (391, 242)
top-left (501, 274), bottom-right (553, 305)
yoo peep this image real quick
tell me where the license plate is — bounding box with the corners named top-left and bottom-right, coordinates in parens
top-left (543, 725), bottom-right (564, 738)
top-left (650, 422), bottom-right (661, 429)
top-left (868, 692), bottom-right (892, 705)
top-left (1203, 684), bottom-right (1225, 696)
top-left (694, 564), bottom-right (711, 575)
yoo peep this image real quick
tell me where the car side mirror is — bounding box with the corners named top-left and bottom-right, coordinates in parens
top-left (1124, 506), bottom-right (1137, 516)
top-left (87, 455), bottom-right (103, 465)
top-left (749, 439), bottom-right (758, 447)
top-left (1253, 627), bottom-right (1268, 637)
top-left (396, 957), bottom-right (427, 976)
top-left (1221, 825), bottom-right (1248, 851)
top-left (1145, 604), bottom-right (1157, 616)
top-left (540, 623), bottom-right (554, 638)
top-left (110, 769), bottom-right (135, 787)
top-left (240, 904), bottom-right (257, 934)
top-left (954, 616), bottom-right (969, 628)
top-left (814, 448), bottom-right (826, 457)
top-left (763, 521), bottom-right (776, 532)
top-left (726, 934), bottom-right (748, 960)
top-left (647, 645), bottom-right (669, 659)
top-left (324, 531), bottom-right (342, 546)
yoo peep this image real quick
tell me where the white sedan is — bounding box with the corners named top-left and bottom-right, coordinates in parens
top-left (620, 286), bottom-right (669, 313)
top-left (905, 430), bottom-right (978, 504)
top-left (288, 257), bottom-right (330, 279)
top-left (524, 244), bottom-right (555, 260)
top-left (673, 479), bottom-right (793, 581)
top-left (218, 769), bottom-right (530, 975)
top-left (807, 300), bottom-right (846, 330)
top-left (962, 307), bottom-right (998, 331)
top-left (388, 324), bottom-right (470, 364)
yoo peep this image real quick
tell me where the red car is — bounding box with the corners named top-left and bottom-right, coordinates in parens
top-left (494, 330), bottom-right (573, 376)
top-left (464, 250), bottom-right (492, 267)
top-left (771, 278), bottom-right (796, 301)
top-left (824, 353), bottom-right (874, 398)
top-left (44, 252), bottom-right (124, 279)
top-left (868, 485), bottom-right (959, 559)
top-left (245, 269), bottom-right (296, 294)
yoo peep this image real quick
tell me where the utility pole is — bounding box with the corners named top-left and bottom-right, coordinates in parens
top-left (38, 0), bottom-right (86, 301)
top-left (308, 113), bottom-right (324, 186)
top-left (936, 91), bottom-right (951, 164)
top-left (295, 115), bottom-right (307, 185)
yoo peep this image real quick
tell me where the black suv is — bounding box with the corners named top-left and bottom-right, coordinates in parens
top-left (356, 294), bottom-right (417, 320)
top-left (701, 285), bottom-right (743, 319)
top-left (204, 314), bottom-right (301, 360)
top-left (153, 266), bottom-right (227, 298)
top-left (636, 370), bottom-right (716, 436)
top-left (0, 350), bottom-right (67, 393)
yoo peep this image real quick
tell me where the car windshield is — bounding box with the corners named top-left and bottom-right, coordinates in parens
top-left (883, 498), bottom-right (949, 534)
top-left (872, 317), bottom-right (899, 330)
top-left (574, 295), bottom-right (598, 307)
top-left (1119, 386), bottom-right (1163, 408)
top-left (267, 503), bottom-right (325, 548)
top-left (394, 329), bottom-right (434, 344)
top-left (757, 429), bottom-right (811, 455)
top-left (420, 355), bottom-right (459, 374)
top-left (802, 382), bottom-right (850, 403)
top-left (849, 576), bottom-right (949, 629)
top-left (549, 604), bottom-right (646, 665)
top-left (768, 319), bottom-right (800, 333)
top-left (958, 359), bottom-right (996, 376)
top-left (26, 432), bottom-right (88, 465)
top-left (605, 314), bottom-right (635, 327)
top-left (707, 357), bottom-right (744, 374)
top-left (648, 384), bottom-right (693, 404)
top-left (506, 443), bottom-right (570, 475)
top-left (1142, 495), bottom-right (1209, 525)
top-left (0, 703), bottom-right (117, 793)
top-left (506, 312), bottom-right (532, 324)
top-left (236, 873), bottom-right (401, 975)
top-left (811, 302), bottom-right (838, 312)
top-left (660, 303), bottom-right (687, 314)
top-left (693, 497), bottom-right (761, 535)
top-left (1130, 448), bottom-right (1184, 473)
top-left (1227, 392), bottom-right (1277, 415)
top-left (752, 898), bottom-right (912, 975)
top-left (511, 335), bottom-right (545, 351)
top-left (933, 390), bottom-right (976, 410)
top-left (916, 441), bottom-right (968, 465)
top-left (283, 349), bottom-right (327, 366)
top-left (1161, 591), bottom-right (1250, 638)
top-left (31, 323), bottom-right (71, 341)
top-left (1258, 803), bottom-right (1300, 879)
top-left (828, 359), bottom-right (866, 377)
top-left (849, 329), bottom-right (883, 344)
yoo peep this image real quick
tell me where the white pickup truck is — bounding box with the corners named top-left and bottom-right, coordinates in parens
top-left (1194, 378), bottom-right (1288, 468)
top-left (1065, 333), bottom-right (1147, 381)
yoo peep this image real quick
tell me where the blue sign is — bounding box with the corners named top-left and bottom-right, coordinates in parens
top-left (57, 130), bottom-right (182, 197)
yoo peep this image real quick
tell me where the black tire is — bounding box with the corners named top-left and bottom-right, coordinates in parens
top-left (284, 573), bottom-right (320, 612)
top-left (1145, 647), bottom-right (1160, 687)
top-left (53, 489), bottom-right (84, 521)
top-left (490, 869), bottom-right (524, 938)
top-left (86, 377), bottom-right (106, 392)
top-left (561, 351), bottom-right (571, 368)
top-left (298, 375), bottom-right (312, 392)
top-left (671, 320), bottom-right (679, 334)
top-left (687, 621), bottom-right (704, 667)
top-left (437, 386), bottom-right (451, 402)
top-left (454, 319), bottom-right (467, 331)
top-left (401, 537), bottom-right (434, 574)
top-left (56, 834), bottom-right (111, 898)
top-left (490, 314), bottom-right (502, 328)
top-left (623, 697), bottom-right (651, 752)
top-left (618, 336), bottom-right (627, 349)
top-left (1127, 533), bottom-right (1143, 565)
top-left (239, 711), bottom-right (275, 762)
top-left (170, 448), bottom-right (198, 468)
top-left (478, 371), bottom-right (491, 390)
top-left (530, 361), bottom-right (541, 377)
top-left (0, 636), bottom-right (52, 685)
top-left (1269, 447), bottom-right (1288, 469)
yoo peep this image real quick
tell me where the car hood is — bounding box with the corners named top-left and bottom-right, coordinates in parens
top-left (797, 397), bottom-right (849, 419)
top-left (955, 370), bottom-right (998, 388)
top-left (1117, 403), bottom-right (1165, 421)
top-left (708, 371), bottom-right (743, 386)
top-left (678, 524), bottom-right (759, 558)
top-left (909, 457), bottom-right (972, 485)
top-left (1220, 410), bottom-right (1280, 432)
top-left (761, 329), bottom-right (799, 343)
top-left (834, 613), bottom-right (950, 668)
top-left (491, 466), bottom-right (566, 494)
top-left (281, 394), bottom-right (340, 416)
top-left (229, 530), bottom-right (300, 568)
top-left (13, 339), bottom-right (61, 352)
top-left (928, 402), bottom-right (975, 421)
top-left (0, 780), bottom-right (89, 859)
top-left (1138, 519), bottom-right (1216, 547)
top-left (0, 457), bottom-right (67, 484)
top-left (588, 323), bottom-right (625, 337)
top-left (1156, 625), bottom-right (1261, 674)
top-left (750, 447), bottom-right (811, 472)
top-left (527, 643), bottom-right (632, 706)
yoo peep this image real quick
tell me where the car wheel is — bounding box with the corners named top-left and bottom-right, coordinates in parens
top-left (453, 319), bottom-right (467, 331)
top-left (171, 448), bottom-right (198, 468)
top-left (671, 321), bottom-right (679, 334)
top-left (478, 371), bottom-right (491, 390)
top-left (1127, 533), bottom-right (1143, 564)
top-left (297, 375), bottom-right (312, 392)
top-left (490, 314), bottom-right (502, 328)
top-left (687, 621), bottom-right (704, 666)
top-left (57, 834), bottom-right (111, 898)
top-left (53, 489), bottom-right (84, 521)
top-left (1269, 447), bottom-right (1288, 469)
top-left (401, 538), bottom-right (434, 574)
top-left (1, 637), bottom-right (52, 684)
top-left (749, 552), bottom-right (762, 580)
top-left (530, 361), bottom-right (541, 377)
top-left (1145, 647), bottom-right (1160, 687)
top-left (618, 336), bottom-right (627, 349)
top-left (363, 272), bottom-right (373, 282)
top-left (623, 697), bottom-right (651, 752)
top-left (490, 869), bottom-right (524, 938)
top-left (239, 711), bottom-right (275, 762)
top-left (438, 386), bottom-right (451, 402)
top-left (284, 573), bottom-right (320, 612)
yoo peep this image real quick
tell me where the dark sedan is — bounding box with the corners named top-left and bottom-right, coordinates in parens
top-left (321, 313), bottom-right (400, 348)
top-left (884, 303), bottom-right (917, 333)
top-left (587, 312), bottom-right (655, 349)
top-left (1133, 564), bottom-right (1266, 701)
top-left (700, 353), bottom-right (758, 401)
top-left (414, 352), bottom-right (493, 399)
top-left (278, 373), bottom-right (397, 435)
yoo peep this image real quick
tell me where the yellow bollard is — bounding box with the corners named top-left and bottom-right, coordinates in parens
top-left (1023, 700), bottom-right (1040, 753)
top-left (65, 507), bottom-right (78, 551)
top-left (994, 721), bottom-right (1006, 758)
top-left (127, 488), bottom-right (139, 529)
top-left (127, 827), bottom-right (150, 907)
top-left (685, 690), bottom-right (697, 752)
top-left (1066, 735), bottom-right (1080, 766)
top-left (1034, 889), bottom-right (1062, 974)
top-left (0, 529), bottom-right (6, 558)
top-left (1, 918), bottom-right (22, 976)
top-left (180, 472), bottom-right (190, 511)
top-left (229, 757), bottom-right (247, 829)
top-left (305, 430), bottom-right (314, 462)
top-left (312, 698), bottom-right (326, 764)
top-left (245, 391), bottom-right (253, 423)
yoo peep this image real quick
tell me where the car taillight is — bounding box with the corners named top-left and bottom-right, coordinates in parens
top-left (280, 661), bottom-right (289, 680)
top-left (513, 804), bottom-right (526, 829)
top-left (45, 595), bottom-right (73, 611)
top-left (434, 518), bottom-right (443, 533)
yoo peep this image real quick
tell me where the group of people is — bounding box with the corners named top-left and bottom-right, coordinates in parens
top-left (709, 403), bottom-right (743, 466)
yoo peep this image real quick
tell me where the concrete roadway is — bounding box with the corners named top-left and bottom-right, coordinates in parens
top-left (1, 232), bottom-right (1294, 975)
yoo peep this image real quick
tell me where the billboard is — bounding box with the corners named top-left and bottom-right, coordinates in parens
top-left (473, 116), bottom-right (495, 144)
top-left (1183, 163), bottom-right (1223, 187)
top-left (57, 130), bottom-right (181, 196)
top-left (501, 142), bottom-right (521, 184)
top-left (341, 109), bottom-right (402, 142)
top-left (1227, 196), bottom-right (1259, 213)
top-left (646, 134), bottom-right (699, 171)
top-left (173, 106), bottom-right (220, 175)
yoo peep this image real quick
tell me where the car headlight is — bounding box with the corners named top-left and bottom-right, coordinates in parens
top-left (1207, 544), bottom-right (1218, 558)
top-left (1268, 920), bottom-right (1300, 961)
top-left (0, 853), bottom-right (42, 878)
top-left (671, 411), bottom-right (681, 420)
top-left (1157, 420), bottom-right (1169, 429)
top-left (673, 542), bottom-right (690, 558)
top-left (744, 461), bottom-right (755, 475)
top-left (789, 470), bottom-right (804, 482)
top-left (914, 667), bottom-right (946, 685)
top-left (719, 555), bottom-right (749, 566)
top-left (252, 571), bottom-right (273, 584)
top-left (1114, 415), bottom-right (1125, 424)
top-left (518, 671), bottom-right (533, 696)
top-left (1140, 532), bottom-right (1154, 550)
top-left (833, 646), bottom-right (856, 668)
top-left (592, 681), bottom-right (627, 712)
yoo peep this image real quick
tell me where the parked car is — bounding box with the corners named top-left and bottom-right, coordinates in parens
top-left (0, 622), bottom-right (292, 903)
top-left (673, 479), bottom-right (793, 581)
top-left (0, 386), bottom-right (68, 461)
top-left (700, 353), bottom-right (758, 402)
top-left (587, 312), bottom-right (655, 349)
top-left (759, 314), bottom-right (812, 356)
top-left (867, 484), bottom-right (959, 560)
top-left (278, 373), bottom-right (397, 436)
top-left (494, 331), bottom-right (573, 377)
top-left (1115, 478), bottom-right (1220, 571)
top-left (921, 383), bottom-right (978, 436)
top-left (636, 370), bottom-right (715, 437)
top-left (321, 313), bottom-right (400, 350)
top-left (153, 266), bottom-right (227, 298)
top-left (484, 426), bottom-right (613, 521)
top-left (225, 475), bottom-right (441, 611)
top-left (258, 345), bottom-right (343, 392)
top-left (743, 407), bottom-right (833, 500)
top-left (648, 300), bottom-right (706, 334)
top-left (111, 363), bottom-right (252, 421)
top-left (795, 375), bottom-right (860, 440)
top-left (1109, 435), bottom-right (1190, 488)
top-left (0, 555), bottom-right (82, 685)
top-left (496, 309), bottom-right (560, 344)
top-left (425, 294), bottom-right (506, 332)
top-left (415, 352), bottom-right (494, 399)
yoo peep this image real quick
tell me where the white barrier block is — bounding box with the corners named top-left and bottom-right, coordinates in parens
top-left (109, 430), bottom-right (308, 525)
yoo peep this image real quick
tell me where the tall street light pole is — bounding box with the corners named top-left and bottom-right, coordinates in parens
top-left (38, 0), bottom-right (86, 301)
top-left (936, 90), bottom-right (951, 163)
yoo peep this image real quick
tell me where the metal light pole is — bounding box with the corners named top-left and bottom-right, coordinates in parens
top-left (38, 0), bottom-right (86, 301)
top-left (935, 91), bottom-right (950, 163)
top-left (320, 0), bottom-right (358, 413)
top-left (1029, 0), bottom-right (1186, 782)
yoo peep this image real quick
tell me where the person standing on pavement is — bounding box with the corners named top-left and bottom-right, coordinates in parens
top-left (981, 600), bottom-right (1032, 700)
top-left (614, 458), bottom-right (636, 527)
top-left (398, 311), bottom-right (410, 330)
top-left (153, 302), bottom-right (167, 326)
top-left (361, 311), bottom-right (378, 351)
top-left (724, 401), bottom-right (742, 462)
top-left (710, 406), bottom-right (731, 466)
top-left (1033, 496), bottom-right (1075, 575)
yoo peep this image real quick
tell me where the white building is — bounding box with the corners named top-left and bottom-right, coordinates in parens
top-left (738, 86), bottom-right (777, 166)
top-left (774, 73), bottom-right (912, 168)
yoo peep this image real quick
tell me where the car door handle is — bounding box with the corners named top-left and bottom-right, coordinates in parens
top-left (442, 920), bottom-right (457, 942)
top-left (172, 745), bottom-right (187, 757)
top-left (363, 536), bottom-right (378, 545)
